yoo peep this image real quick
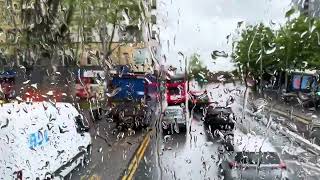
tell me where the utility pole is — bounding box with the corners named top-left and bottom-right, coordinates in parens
top-left (260, 33), bottom-right (263, 95)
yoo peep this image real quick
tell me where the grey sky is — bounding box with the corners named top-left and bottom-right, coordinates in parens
top-left (158, 0), bottom-right (292, 72)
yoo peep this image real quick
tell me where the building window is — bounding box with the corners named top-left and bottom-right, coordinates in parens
top-left (123, 53), bottom-right (130, 65)
top-left (151, 0), bottom-right (157, 9)
top-left (13, 3), bottom-right (19, 10)
top-left (87, 57), bottom-right (92, 65)
top-left (151, 15), bottom-right (157, 24)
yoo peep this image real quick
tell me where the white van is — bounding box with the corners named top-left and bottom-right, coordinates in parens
top-left (162, 105), bottom-right (187, 134)
top-left (0, 102), bottom-right (92, 179)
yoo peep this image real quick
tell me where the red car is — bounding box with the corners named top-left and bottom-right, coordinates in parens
top-left (166, 74), bottom-right (186, 106)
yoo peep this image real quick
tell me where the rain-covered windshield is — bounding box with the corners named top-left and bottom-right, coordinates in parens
top-left (168, 87), bottom-right (180, 95)
top-left (1, 0), bottom-right (320, 179)
top-left (235, 152), bottom-right (281, 165)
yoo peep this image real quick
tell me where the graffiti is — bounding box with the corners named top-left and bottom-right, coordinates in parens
top-left (29, 129), bottom-right (49, 149)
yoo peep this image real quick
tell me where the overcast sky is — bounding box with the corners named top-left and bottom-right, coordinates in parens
top-left (158, 0), bottom-right (292, 72)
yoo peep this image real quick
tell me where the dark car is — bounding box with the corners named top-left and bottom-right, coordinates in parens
top-left (204, 106), bottom-right (236, 132)
top-left (188, 90), bottom-right (210, 112)
top-left (109, 102), bottom-right (151, 130)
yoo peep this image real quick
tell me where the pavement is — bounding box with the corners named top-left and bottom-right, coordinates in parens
top-left (66, 116), bottom-right (147, 180)
top-left (66, 97), bottom-right (163, 180)
top-left (249, 88), bottom-right (320, 140)
top-left (262, 89), bottom-right (320, 124)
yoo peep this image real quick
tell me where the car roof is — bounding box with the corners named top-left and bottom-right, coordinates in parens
top-left (233, 134), bottom-right (277, 153)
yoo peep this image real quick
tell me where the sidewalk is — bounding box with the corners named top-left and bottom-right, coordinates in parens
top-left (261, 93), bottom-right (320, 124)
top-left (250, 91), bottom-right (320, 140)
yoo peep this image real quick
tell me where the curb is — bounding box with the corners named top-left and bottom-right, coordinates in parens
top-left (255, 108), bottom-right (320, 155)
top-left (265, 106), bottom-right (312, 125)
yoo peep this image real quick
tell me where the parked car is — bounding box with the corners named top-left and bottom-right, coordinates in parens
top-left (0, 102), bottom-right (92, 179)
top-left (204, 106), bottom-right (236, 133)
top-left (219, 135), bottom-right (288, 180)
top-left (162, 105), bottom-right (186, 134)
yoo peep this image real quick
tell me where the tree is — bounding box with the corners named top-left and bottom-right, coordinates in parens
top-left (0, 0), bottom-right (145, 108)
top-left (188, 53), bottom-right (209, 83)
top-left (233, 13), bottom-right (320, 90)
top-left (233, 23), bottom-right (277, 83)
top-left (0, 0), bottom-right (143, 68)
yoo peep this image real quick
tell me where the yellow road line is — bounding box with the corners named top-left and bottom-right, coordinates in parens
top-left (122, 130), bottom-right (152, 180)
top-left (127, 137), bottom-right (150, 180)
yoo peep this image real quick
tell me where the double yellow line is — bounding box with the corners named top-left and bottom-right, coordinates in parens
top-left (122, 130), bottom-right (152, 180)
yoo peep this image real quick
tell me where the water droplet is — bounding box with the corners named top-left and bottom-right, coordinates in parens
top-left (265, 46), bottom-right (276, 55)
top-left (185, 159), bottom-right (191, 164)
top-left (211, 50), bottom-right (228, 59)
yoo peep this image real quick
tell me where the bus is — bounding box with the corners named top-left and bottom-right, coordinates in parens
top-left (166, 73), bottom-right (187, 106)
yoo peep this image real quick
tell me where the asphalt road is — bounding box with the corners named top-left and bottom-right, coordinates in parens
top-left (66, 82), bottom-right (320, 179)
top-left (67, 99), bottom-right (160, 180)
top-left (133, 82), bottom-right (320, 180)
top-left (134, 113), bottom-right (223, 180)
top-left (66, 118), bottom-right (147, 180)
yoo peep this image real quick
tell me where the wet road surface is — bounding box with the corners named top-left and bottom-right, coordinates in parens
top-left (68, 100), bottom-right (160, 180)
top-left (135, 113), bottom-right (222, 180)
top-left (67, 119), bottom-right (147, 180)
top-left (133, 82), bottom-right (320, 180)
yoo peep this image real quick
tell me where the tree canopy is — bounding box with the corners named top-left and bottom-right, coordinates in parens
top-left (233, 13), bottom-right (320, 81)
top-left (188, 53), bottom-right (209, 82)
top-left (0, 0), bottom-right (143, 68)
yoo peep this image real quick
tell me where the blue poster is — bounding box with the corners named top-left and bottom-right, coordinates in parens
top-left (292, 75), bottom-right (301, 90)
top-left (301, 75), bottom-right (313, 90)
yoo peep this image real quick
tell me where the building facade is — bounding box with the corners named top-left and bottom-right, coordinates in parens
top-left (74, 0), bottom-right (161, 74)
top-left (0, 0), bottom-right (161, 74)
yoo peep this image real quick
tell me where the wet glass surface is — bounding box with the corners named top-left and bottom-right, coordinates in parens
top-left (1, 0), bottom-right (320, 179)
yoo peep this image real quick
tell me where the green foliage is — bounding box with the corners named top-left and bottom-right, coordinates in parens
top-left (0, 0), bottom-right (143, 66)
top-left (285, 8), bottom-right (295, 18)
top-left (188, 53), bottom-right (209, 81)
top-left (233, 14), bottom-right (320, 80)
top-left (233, 23), bottom-right (276, 78)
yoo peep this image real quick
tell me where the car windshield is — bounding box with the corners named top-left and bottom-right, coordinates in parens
top-left (168, 87), bottom-right (181, 95)
top-left (1, 0), bottom-right (320, 179)
top-left (165, 108), bottom-right (182, 115)
top-left (235, 152), bottom-right (281, 165)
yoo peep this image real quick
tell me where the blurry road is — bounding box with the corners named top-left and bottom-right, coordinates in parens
top-left (134, 113), bottom-right (223, 180)
top-left (67, 118), bottom-right (147, 180)
top-left (68, 99), bottom-right (160, 180)
top-left (133, 82), bottom-right (320, 180)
